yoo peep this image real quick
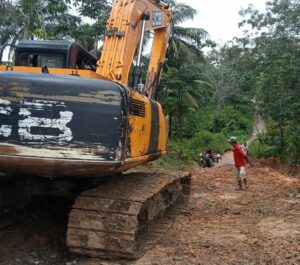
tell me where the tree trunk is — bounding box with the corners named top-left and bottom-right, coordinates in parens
top-left (168, 114), bottom-right (172, 139)
top-left (178, 112), bottom-right (184, 142)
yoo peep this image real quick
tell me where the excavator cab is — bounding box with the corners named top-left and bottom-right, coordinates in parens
top-left (1, 40), bottom-right (97, 70)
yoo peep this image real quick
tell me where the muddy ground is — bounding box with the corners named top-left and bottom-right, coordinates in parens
top-left (0, 155), bottom-right (299, 265)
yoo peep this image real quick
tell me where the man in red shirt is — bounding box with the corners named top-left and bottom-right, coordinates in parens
top-left (229, 136), bottom-right (253, 190)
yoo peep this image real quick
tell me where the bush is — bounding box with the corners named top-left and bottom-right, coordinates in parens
top-left (154, 103), bottom-right (255, 169)
top-left (249, 122), bottom-right (300, 167)
top-left (207, 105), bottom-right (253, 138)
top-left (153, 131), bottom-right (229, 169)
top-left (249, 138), bottom-right (278, 159)
top-left (188, 131), bottom-right (228, 155)
top-left (151, 140), bottom-right (194, 169)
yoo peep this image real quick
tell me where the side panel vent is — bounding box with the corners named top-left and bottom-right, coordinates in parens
top-left (129, 99), bottom-right (146, 117)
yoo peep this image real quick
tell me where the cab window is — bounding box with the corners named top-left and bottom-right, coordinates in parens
top-left (19, 53), bottom-right (65, 68)
top-left (75, 51), bottom-right (96, 70)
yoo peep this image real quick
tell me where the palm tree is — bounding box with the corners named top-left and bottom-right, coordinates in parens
top-left (159, 1), bottom-right (216, 140)
top-left (72, 0), bottom-right (111, 51)
top-left (0, 0), bottom-right (80, 45)
top-left (167, 0), bottom-right (209, 60)
top-left (161, 62), bottom-right (214, 140)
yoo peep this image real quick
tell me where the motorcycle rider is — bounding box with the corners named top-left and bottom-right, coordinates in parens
top-left (199, 148), bottom-right (214, 167)
top-left (206, 148), bottom-right (213, 159)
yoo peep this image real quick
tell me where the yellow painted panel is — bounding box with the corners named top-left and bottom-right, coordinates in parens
top-left (128, 91), bottom-right (152, 157)
top-left (0, 65), bottom-right (107, 80)
top-left (157, 103), bottom-right (167, 152)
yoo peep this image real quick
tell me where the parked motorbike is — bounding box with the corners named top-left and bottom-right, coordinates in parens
top-left (199, 152), bottom-right (222, 168)
top-left (199, 153), bottom-right (213, 168)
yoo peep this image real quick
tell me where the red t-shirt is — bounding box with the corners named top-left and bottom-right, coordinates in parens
top-left (232, 144), bottom-right (247, 167)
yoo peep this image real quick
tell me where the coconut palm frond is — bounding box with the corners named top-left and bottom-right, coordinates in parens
top-left (175, 38), bottom-right (205, 59)
top-left (173, 27), bottom-right (208, 42)
top-left (183, 92), bottom-right (199, 109)
top-left (194, 80), bottom-right (214, 88)
top-left (172, 3), bottom-right (197, 24)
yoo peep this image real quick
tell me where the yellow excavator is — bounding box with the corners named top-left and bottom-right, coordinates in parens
top-left (0, 0), bottom-right (191, 259)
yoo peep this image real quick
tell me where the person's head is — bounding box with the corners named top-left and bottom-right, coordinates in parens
top-left (244, 142), bottom-right (247, 147)
top-left (229, 136), bottom-right (237, 146)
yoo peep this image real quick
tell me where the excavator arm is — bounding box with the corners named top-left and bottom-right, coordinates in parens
top-left (96, 0), bottom-right (172, 98)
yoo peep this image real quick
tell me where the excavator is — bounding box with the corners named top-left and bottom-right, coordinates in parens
top-left (0, 0), bottom-right (191, 259)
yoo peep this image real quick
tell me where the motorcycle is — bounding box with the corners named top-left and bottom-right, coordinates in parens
top-left (199, 153), bottom-right (213, 168)
top-left (199, 152), bottom-right (222, 168)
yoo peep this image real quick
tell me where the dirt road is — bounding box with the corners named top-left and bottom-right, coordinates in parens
top-left (100, 163), bottom-right (299, 265)
top-left (1, 159), bottom-right (299, 265)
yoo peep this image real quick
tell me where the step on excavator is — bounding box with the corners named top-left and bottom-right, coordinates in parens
top-left (0, 0), bottom-right (191, 259)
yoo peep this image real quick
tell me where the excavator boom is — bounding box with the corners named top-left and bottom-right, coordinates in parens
top-left (97, 0), bottom-right (171, 97)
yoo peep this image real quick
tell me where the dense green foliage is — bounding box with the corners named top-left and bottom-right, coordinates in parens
top-left (0, 0), bottom-right (109, 50)
top-left (156, 104), bottom-right (254, 167)
top-left (157, 1), bottom-right (255, 166)
top-left (234, 0), bottom-right (299, 166)
top-left (159, 0), bottom-right (300, 167)
top-left (0, 0), bottom-right (79, 43)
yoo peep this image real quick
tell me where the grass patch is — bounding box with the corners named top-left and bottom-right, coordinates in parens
top-left (252, 207), bottom-right (270, 215)
top-left (204, 201), bottom-right (214, 208)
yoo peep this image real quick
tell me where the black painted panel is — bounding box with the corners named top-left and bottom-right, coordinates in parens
top-left (148, 100), bottom-right (160, 154)
top-left (0, 72), bottom-right (128, 161)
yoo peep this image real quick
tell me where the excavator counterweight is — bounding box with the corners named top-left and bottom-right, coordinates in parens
top-left (0, 71), bottom-right (126, 177)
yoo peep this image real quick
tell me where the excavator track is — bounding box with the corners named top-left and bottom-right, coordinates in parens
top-left (67, 170), bottom-right (191, 259)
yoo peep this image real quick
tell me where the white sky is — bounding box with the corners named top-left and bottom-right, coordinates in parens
top-left (180, 0), bottom-right (267, 43)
